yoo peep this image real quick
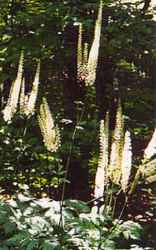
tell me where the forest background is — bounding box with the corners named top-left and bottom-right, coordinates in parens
top-left (0, 0), bottom-right (156, 249)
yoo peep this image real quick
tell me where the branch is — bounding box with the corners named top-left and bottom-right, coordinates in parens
top-left (142, 0), bottom-right (151, 13)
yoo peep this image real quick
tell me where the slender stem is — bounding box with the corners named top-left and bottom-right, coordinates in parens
top-left (102, 194), bottom-right (128, 246)
top-left (118, 195), bottom-right (128, 220)
top-left (112, 196), bottom-right (117, 218)
top-left (112, 188), bottom-right (122, 218)
top-left (97, 227), bottom-right (102, 250)
top-left (59, 106), bottom-right (85, 227)
top-left (129, 167), bottom-right (141, 195)
top-left (108, 191), bottom-right (113, 212)
top-left (87, 194), bottom-right (104, 205)
top-left (59, 86), bottom-right (96, 226)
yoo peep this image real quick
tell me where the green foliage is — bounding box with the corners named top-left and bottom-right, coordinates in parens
top-left (0, 191), bottom-right (152, 250)
top-left (0, 115), bottom-right (64, 194)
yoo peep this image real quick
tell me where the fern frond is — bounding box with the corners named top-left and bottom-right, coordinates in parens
top-left (144, 127), bottom-right (156, 160)
top-left (130, 127), bottom-right (156, 189)
top-left (85, 0), bottom-right (103, 86)
top-left (137, 158), bottom-right (156, 185)
top-left (109, 99), bottom-right (124, 185)
top-left (146, 174), bottom-right (156, 183)
top-left (2, 51), bottom-right (24, 122)
top-left (143, 158), bottom-right (156, 178)
top-left (121, 130), bottom-right (132, 192)
top-left (38, 98), bottom-right (60, 152)
top-left (129, 158), bottom-right (156, 194)
top-left (130, 127), bottom-right (156, 193)
top-left (25, 60), bottom-right (40, 116)
top-left (94, 112), bottom-right (109, 202)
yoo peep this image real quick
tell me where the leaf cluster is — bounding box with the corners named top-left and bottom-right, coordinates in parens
top-left (0, 117), bottom-right (64, 194)
top-left (0, 191), bottom-right (153, 250)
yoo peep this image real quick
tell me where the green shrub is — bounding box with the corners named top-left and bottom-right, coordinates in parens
top-left (0, 191), bottom-right (153, 250)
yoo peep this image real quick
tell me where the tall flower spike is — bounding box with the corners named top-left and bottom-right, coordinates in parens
top-left (94, 112), bottom-right (109, 203)
top-left (19, 77), bottom-right (29, 114)
top-left (85, 0), bottom-right (103, 86)
top-left (19, 77), bottom-right (25, 113)
top-left (38, 98), bottom-right (60, 152)
top-left (109, 99), bottom-right (124, 185)
top-left (82, 43), bottom-right (89, 80)
top-left (3, 51), bottom-right (24, 122)
top-left (144, 127), bottom-right (156, 160)
top-left (83, 43), bottom-right (89, 65)
top-left (77, 23), bottom-right (83, 80)
top-left (121, 130), bottom-right (132, 192)
top-left (25, 60), bottom-right (40, 116)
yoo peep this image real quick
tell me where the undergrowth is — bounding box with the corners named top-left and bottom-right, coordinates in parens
top-left (0, 189), bottom-right (153, 250)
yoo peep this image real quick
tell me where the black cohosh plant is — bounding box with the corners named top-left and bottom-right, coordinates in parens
top-left (38, 97), bottom-right (61, 153)
top-left (0, 1), bottom-right (156, 248)
top-left (2, 51), bottom-right (40, 122)
top-left (76, 0), bottom-right (103, 86)
top-left (21, 60), bottom-right (40, 117)
top-left (1, 0), bottom-right (156, 208)
top-left (2, 51), bottom-right (24, 122)
top-left (0, 51), bottom-right (63, 194)
top-left (92, 98), bottom-right (156, 217)
top-left (92, 101), bottom-right (131, 210)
